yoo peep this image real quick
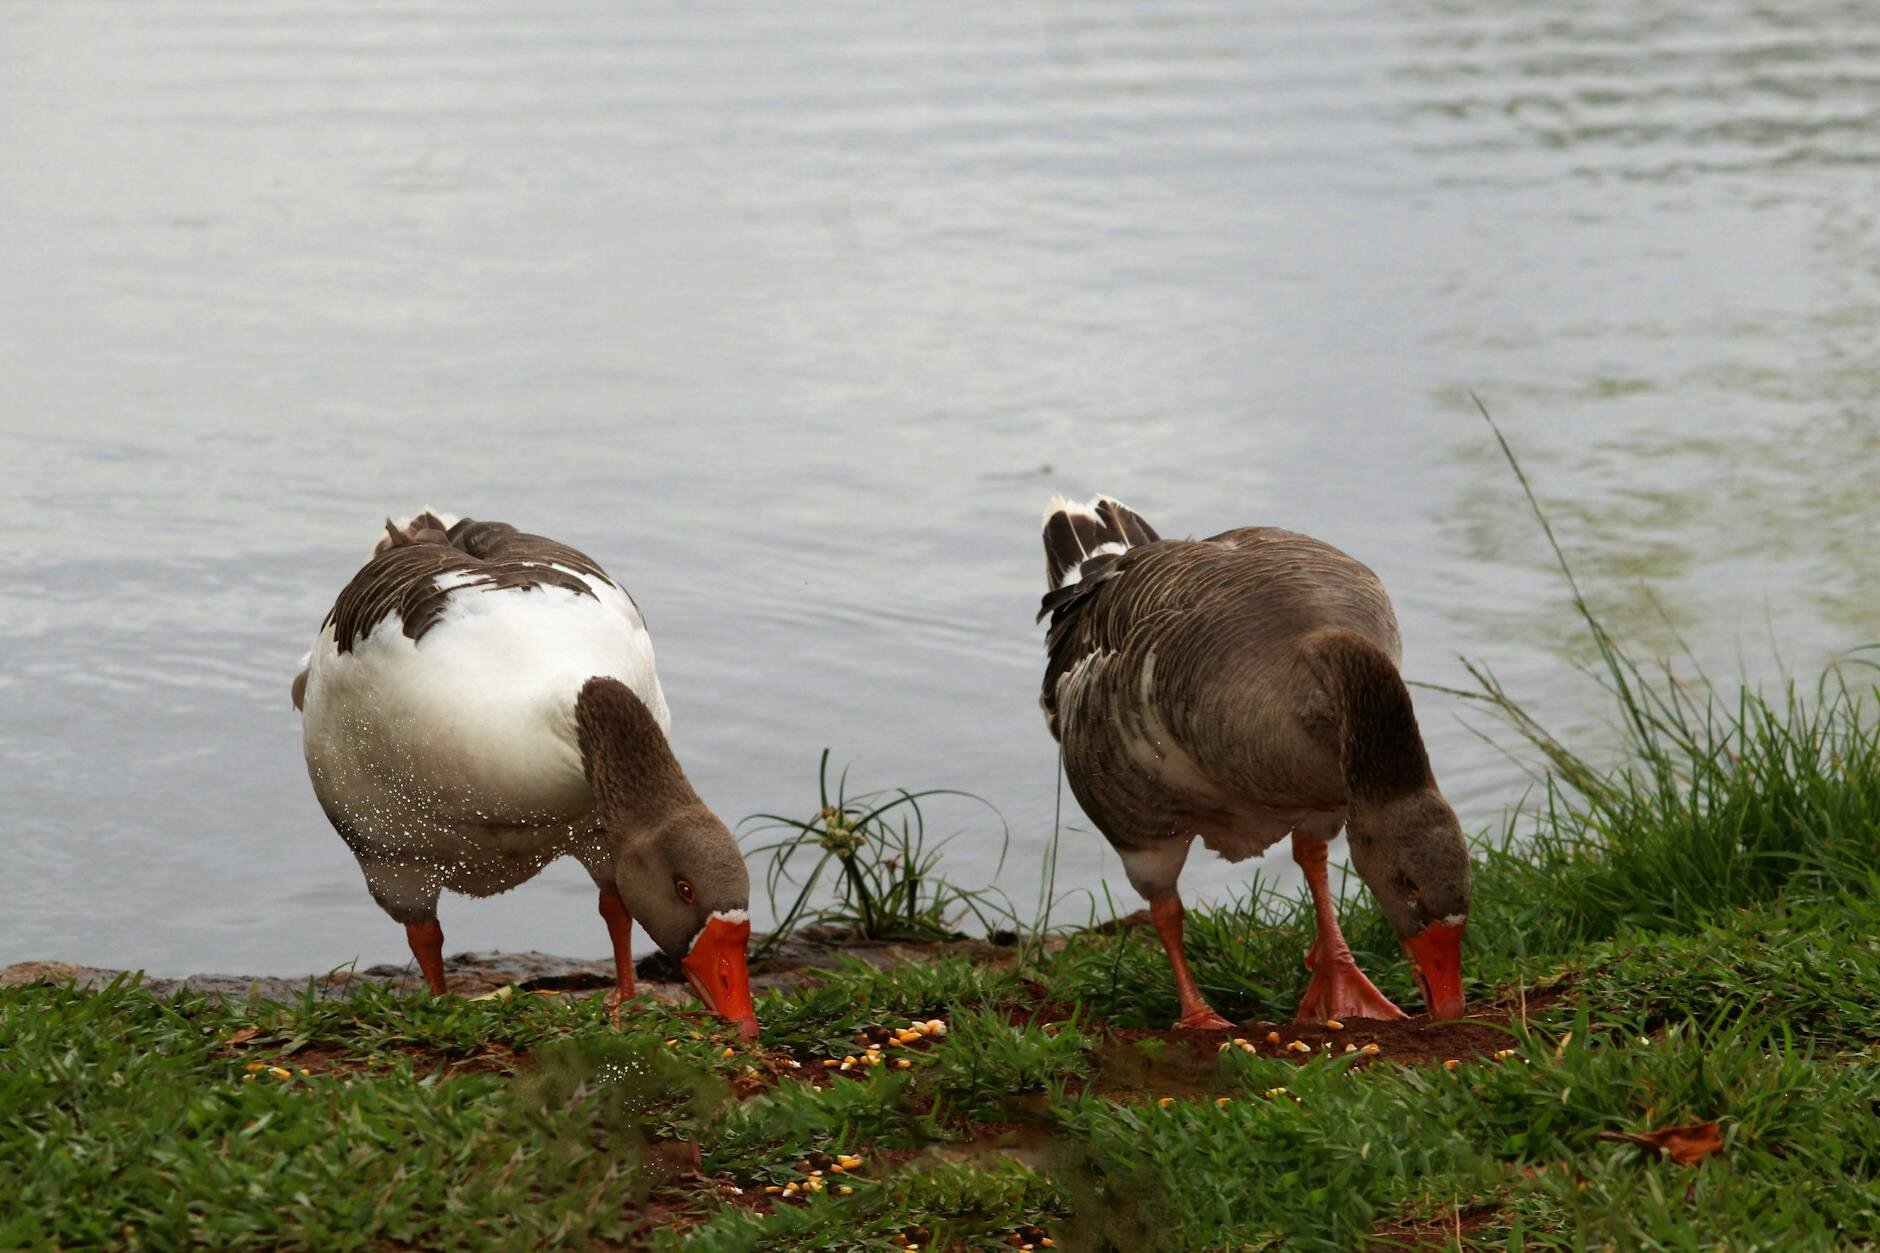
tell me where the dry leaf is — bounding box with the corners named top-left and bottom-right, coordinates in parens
top-left (1594, 1120), bottom-right (1723, 1165)
top-left (225, 1027), bottom-right (261, 1047)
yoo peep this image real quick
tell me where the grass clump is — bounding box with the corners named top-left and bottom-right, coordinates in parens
top-left (745, 750), bottom-right (1017, 956)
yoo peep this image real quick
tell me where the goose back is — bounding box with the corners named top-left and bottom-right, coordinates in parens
top-left (1041, 527), bottom-right (1403, 857)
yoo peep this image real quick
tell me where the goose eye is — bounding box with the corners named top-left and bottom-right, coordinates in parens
top-left (675, 879), bottom-right (696, 904)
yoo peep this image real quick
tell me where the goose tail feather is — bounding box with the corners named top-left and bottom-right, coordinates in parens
top-left (1041, 495), bottom-right (1159, 593)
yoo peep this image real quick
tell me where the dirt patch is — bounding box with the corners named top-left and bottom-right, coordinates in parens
top-left (1370, 1202), bottom-right (1502, 1249)
top-left (1096, 1006), bottom-right (1527, 1096)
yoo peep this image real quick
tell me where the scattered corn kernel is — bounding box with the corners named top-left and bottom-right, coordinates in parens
top-left (764, 1185), bottom-right (782, 1195)
top-left (1494, 1048), bottom-right (1518, 1061)
top-left (1264, 1087), bottom-right (1288, 1098)
top-left (241, 1073), bottom-right (254, 1082)
top-left (1157, 1096), bottom-right (1174, 1107)
top-left (664, 1038), bottom-right (677, 1047)
top-left (722, 1047), bottom-right (736, 1058)
top-left (1042, 1240), bottom-right (1056, 1248)
top-left (1325, 1019), bottom-right (1344, 1031)
top-left (1231, 1037), bottom-right (1248, 1047)
top-left (925, 1020), bottom-right (947, 1036)
top-left (267, 1066), bottom-right (292, 1080)
top-left (1215, 1096), bottom-right (1232, 1107)
top-left (1360, 1043), bottom-right (1381, 1056)
top-left (1286, 1041), bottom-right (1312, 1054)
top-left (1266, 1031), bottom-right (1282, 1044)
top-left (1444, 1058), bottom-right (1460, 1070)
top-left (1344, 1043), bottom-right (1357, 1053)
top-left (297, 1068), bottom-right (310, 1076)
top-left (837, 1154), bottom-right (863, 1169)
top-left (244, 1061), bottom-right (265, 1072)
top-left (839, 1185), bottom-right (854, 1196)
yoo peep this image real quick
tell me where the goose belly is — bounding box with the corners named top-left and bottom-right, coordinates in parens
top-left (301, 580), bottom-right (668, 846)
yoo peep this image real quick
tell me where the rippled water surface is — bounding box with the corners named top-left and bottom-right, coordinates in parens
top-left (3, 1), bottom-right (1877, 975)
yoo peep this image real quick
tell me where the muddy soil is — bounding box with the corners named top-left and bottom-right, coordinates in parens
top-left (0, 924), bottom-right (1022, 1003)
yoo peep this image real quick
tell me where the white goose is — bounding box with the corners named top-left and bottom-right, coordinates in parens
top-left (294, 510), bottom-right (757, 1037)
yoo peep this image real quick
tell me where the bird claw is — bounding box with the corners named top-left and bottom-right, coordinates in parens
top-left (606, 985), bottom-right (636, 1027)
top-left (1294, 960), bottom-right (1406, 1022)
top-left (1174, 1007), bottom-right (1235, 1031)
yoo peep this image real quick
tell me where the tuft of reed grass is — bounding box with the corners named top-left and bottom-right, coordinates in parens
top-left (743, 750), bottom-right (1019, 958)
top-left (1400, 402), bottom-right (1880, 984)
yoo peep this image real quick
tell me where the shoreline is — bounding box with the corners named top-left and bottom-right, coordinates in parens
top-left (0, 925), bottom-right (1024, 1004)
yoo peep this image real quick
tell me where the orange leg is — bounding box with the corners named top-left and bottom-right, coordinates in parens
top-left (1291, 834), bottom-right (1405, 1021)
top-left (598, 886), bottom-right (637, 1015)
top-left (405, 919), bottom-right (447, 995)
top-left (1149, 895), bottom-right (1233, 1030)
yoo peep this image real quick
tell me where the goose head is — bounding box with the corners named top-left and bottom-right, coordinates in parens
top-left (613, 807), bottom-right (758, 1040)
top-left (1345, 790), bottom-right (1470, 1020)
top-left (577, 677), bottom-right (759, 1039)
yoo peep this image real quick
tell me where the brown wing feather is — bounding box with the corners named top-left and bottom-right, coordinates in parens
top-left (323, 518), bottom-right (618, 654)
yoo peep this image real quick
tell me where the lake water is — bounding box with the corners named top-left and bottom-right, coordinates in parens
top-left (3, 0), bottom-right (1876, 977)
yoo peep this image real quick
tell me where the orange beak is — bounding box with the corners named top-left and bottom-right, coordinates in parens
top-left (1401, 918), bottom-right (1467, 1021)
top-left (680, 914), bottom-right (759, 1041)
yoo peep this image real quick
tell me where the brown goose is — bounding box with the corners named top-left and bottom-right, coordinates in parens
top-left (1038, 496), bottom-right (1468, 1027)
top-left (294, 510), bottom-right (758, 1038)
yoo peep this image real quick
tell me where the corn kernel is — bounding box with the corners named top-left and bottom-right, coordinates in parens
top-left (1214, 1096), bottom-right (1231, 1107)
top-left (839, 1185), bottom-right (854, 1196)
top-left (764, 1185), bottom-right (782, 1195)
top-left (1344, 1043), bottom-right (1357, 1053)
top-left (722, 1047), bottom-right (736, 1058)
top-left (1286, 1041), bottom-right (1311, 1054)
top-left (244, 1061), bottom-right (265, 1072)
top-left (1444, 1059), bottom-right (1460, 1070)
top-left (895, 1058), bottom-right (912, 1069)
top-left (1042, 1240), bottom-right (1056, 1249)
top-left (1266, 1031), bottom-right (1282, 1044)
top-left (297, 1068), bottom-right (310, 1076)
top-left (1325, 1019), bottom-right (1344, 1030)
top-left (268, 1066), bottom-right (292, 1079)
top-left (664, 1039), bottom-right (677, 1047)
top-left (1360, 1043), bottom-right (1381, 1056)
top-left (822, 1059), bottom-right (840, 1069)
top-left (925, 1020), bottom-right (947, 1036)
